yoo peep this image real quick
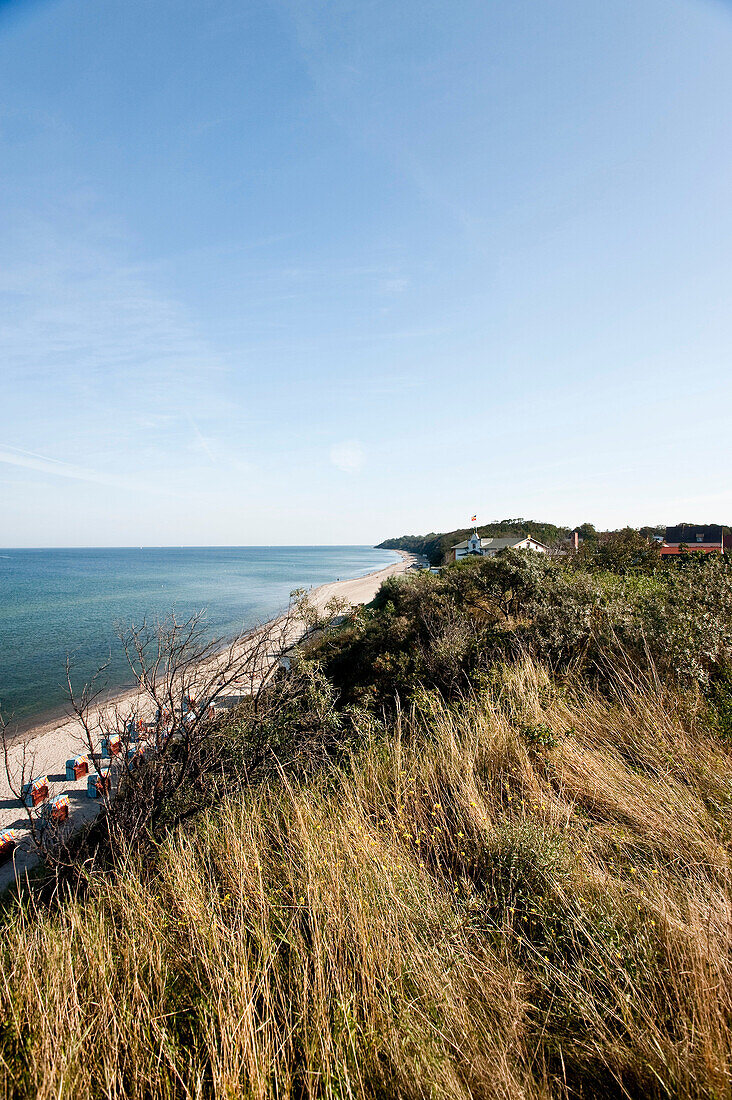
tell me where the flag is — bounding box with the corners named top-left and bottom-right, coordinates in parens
top-left (471, 514), bottom-right (477, 523)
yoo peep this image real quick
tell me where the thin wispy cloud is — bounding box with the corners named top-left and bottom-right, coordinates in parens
top-left (0, 212), bottom-right (243, 505)
top-left (0, 443), bottom-right (146, 492)
top-left (186, 415), bottom-right (218, 464)
top-left (0, 218), bottom-right (233, 419)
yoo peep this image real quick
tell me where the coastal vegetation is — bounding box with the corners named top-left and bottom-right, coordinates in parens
top-left (2, 550), bottom-right (732, 1097)
top-left (378, 520), bottom-right (732, 566)
top-left (377, 517), bottom-right (575, 562)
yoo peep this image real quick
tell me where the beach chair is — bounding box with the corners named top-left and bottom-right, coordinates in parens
top-left (0, 831), bottom-right (17, 864)
top-left (22, 776), bottom-right (49, 808)
top-left (49, 795), bottom-right (70, 823)
top-left (87, 773), bottom-right (111, 799)
top-left (65, 755), bottom-right (89, 781)
top-left (40, 795), bottom-right (70, 827)
top-left (101, 734), bottom-right (122, 758)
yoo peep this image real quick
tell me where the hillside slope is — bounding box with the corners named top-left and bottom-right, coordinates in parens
top-left (2, 550), bottom-right (732, 1099)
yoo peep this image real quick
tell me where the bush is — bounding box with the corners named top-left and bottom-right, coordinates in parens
top-left (305, 550), bottom-right (732, 726)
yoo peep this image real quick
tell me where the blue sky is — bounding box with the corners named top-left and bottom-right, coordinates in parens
top-left (1, 0), bottom-right (732, 546)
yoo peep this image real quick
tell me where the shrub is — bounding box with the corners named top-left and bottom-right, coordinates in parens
top-left (520, 722), bottom-right (560, 749)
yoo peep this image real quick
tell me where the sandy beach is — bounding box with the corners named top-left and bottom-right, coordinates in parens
top-left (0, 550), bottom-right (414, 891)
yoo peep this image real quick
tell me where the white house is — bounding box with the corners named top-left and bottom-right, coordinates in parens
top-left (449, 532), bottom-right (550, 562)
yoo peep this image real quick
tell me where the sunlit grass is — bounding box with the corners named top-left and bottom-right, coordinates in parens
top-left (1, 659), bottom-right (731, 1098)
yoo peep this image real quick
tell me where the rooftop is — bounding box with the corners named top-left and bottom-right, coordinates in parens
top-left (452, 535), bottom-right (537, 551)
top-left (664, 525), bottom-right (725, 545)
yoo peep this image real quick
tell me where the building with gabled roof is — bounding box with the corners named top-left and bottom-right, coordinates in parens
top-left (449, 532), bottom-right (550, 562)
top-left (660, 525), bottom-right (726, 556)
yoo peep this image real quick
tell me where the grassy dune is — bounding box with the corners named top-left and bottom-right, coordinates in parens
top-left (2, 659), bottom-right (731, 1099)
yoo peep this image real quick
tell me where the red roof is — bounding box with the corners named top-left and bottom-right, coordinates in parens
top-left (660, 544), bottom-right (722, 555)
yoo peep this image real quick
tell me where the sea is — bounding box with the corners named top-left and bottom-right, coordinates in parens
top-left (0, 546), bottom-right (400, 727)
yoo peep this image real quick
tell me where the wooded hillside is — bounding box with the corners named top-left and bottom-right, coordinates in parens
top-left (377, 518), bottom-right (572, 563)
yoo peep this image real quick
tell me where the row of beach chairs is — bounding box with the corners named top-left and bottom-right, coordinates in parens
top-left (21, 765), bottom-right (112, 809)
top-left (1, 695), bottom-right (221, 866)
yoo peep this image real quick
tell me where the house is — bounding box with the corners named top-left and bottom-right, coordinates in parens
top-left (660, 525), bottom-right (726, 556)
top-left (449, 532), bottom-right (550, 562)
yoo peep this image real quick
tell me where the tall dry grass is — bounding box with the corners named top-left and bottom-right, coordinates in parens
top-left (1, 660), bottom-right (731, 1099)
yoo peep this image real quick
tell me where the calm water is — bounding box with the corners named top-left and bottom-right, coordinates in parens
top-left (0, 546), bottom-right (400, 725)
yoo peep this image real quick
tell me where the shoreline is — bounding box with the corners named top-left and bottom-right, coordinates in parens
top-left (0, 549), bottom-right (414, 890)
top-left (7, 549), bottom-right (408, 745)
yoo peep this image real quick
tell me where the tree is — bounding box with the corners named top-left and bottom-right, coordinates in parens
top-left (575, 522), bottom-right (598, 542)
top-left (0, 589), bottom-right (348, 877)
top-left (575, 528), bottom-right (660, 573)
